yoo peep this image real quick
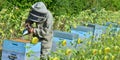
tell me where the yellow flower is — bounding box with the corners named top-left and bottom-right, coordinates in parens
top-left (72, 58), bottom-right (75, 60)
top-left (15, 7), bottom-right (19, 10)
top-left (48, 56), bottom-right (53, 60)
top-left (111, 37), bottom-right (114, 40)
top-left (31, 37), bottom-right (38, 44)
top-left (104, 56), bottom-right (108, 60)
top-left (77, 38), bottom-right (81, 44)
top-left (112, 55), bottom-right (115, 60)
top-left (114, 46), bottom-right (119, 51)
top-left (20, 28), bottom-right (24, 32)
top-left (10, 29), bottom-right (13, 33)
top-left (82, 50), bottom-right (86, 54)
top-left (49, 57), bottom-right (53, 60)
top-left (73, 24), bottom-right (77, 28)
top-left (99, 50), bottom-right (102, 54)
top-left (87, 41), bottom-right (91, 45)
top-left (85, 23), bottom-right (88, 26)
top-left (92, 49), bottom-right (97, 55)
top-left (57, 50), bottom-right (62, 53)
top-left (104, 47), bottom-right (110, 54)
top-left (65, 49), bottom-right (72, 55)
top-left (0, 23), bottom-right (5, 26)
top-left (53, 57), bottom-right (59, 60)
top-left (62, 40), bottom-right (66, 46)
top-left (118, 21), bottom-right (120, 24)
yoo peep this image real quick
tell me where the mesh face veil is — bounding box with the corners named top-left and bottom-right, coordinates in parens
top-left (27, 2), bottom-right (48, 23)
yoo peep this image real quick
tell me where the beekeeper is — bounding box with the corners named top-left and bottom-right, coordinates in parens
top-left (24, 2), bottom-right (53, 59)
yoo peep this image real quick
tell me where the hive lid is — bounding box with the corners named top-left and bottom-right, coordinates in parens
top-left (11, 38), bottom-right (30, 43)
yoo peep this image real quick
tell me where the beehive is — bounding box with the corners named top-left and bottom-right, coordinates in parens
top-left (93, 25), bottom-right (107, 40)
top-left (71, 25), bottom-right (94, 40)
top-left (1, 39), bottom-right (41, 60)
top-left (52, 30), bottom-right (79, 51)
top-left (70, 24), bottom-right (109, 41)
top-left (105, 22), bottom-right (120, 36)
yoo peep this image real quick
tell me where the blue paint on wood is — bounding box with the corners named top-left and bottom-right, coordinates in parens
top-left (2, 40), bottom-right (26, 53)
top-left (93, 25), bottom-right (107, 40)
top-left (2, 50), bottom-right (40, 60)
top-left (105, 22), bottom-right (120, 32)
top-left (2, 40), bottom-right (41, 53)
top-left (26, 42), bottom-right (41, 52)
top-left (52, 30), bottom-right (79, 51)
top-left (71, 26), bottom-right (94, 40)
top-left (2, 39), bottom-right (41, 60)
top-left (2, 50), bottom-right (25, 60)
top-left (53, 30), bottom-right (79, 40)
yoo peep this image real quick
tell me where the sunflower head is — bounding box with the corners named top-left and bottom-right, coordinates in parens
top-left (62, 40), bottom-right (66, 46)
top-left (104, 47), bottom-right (110, 54)
top-left (65, 49), bottom-right (72, 56)
top-left (31, 37), bottom-right (39, 44)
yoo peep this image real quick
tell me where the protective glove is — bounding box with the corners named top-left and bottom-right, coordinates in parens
top-left (25, 23), bottom-right (34, 33)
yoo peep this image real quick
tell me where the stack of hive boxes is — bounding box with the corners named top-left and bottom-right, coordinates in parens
top-left (2, 39), bottom-right (41, 60)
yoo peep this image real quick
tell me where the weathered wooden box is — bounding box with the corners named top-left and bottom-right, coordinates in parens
top-left (1, 39), bottom-right (41, 60)
top-left (52, 30), bottom-right (79, 51)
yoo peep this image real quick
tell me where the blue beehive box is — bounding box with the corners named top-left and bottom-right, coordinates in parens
top-left (93, 24), bottom-right (107, 40)
top-left (71, 23), bottom-right (108, 41)
top-left (84, 24), bottom-right (107, 40)
top-left (2, 39), bottom-right (41, 60)
top-left (105, 22), bottom-right (120, 36)
top-left (71, 25), bottom-right (94, 40)
top-left (70, 25), bottom-right (95, 49)
top-left (52, 30), bottom-right (79, 51)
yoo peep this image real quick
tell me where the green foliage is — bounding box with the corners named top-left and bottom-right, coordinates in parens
top-left (54, 8), bottom-right (120, 32)
top-left (0, 8), bottom-right (30, 41)
top-left (6, 0), bottom-right (52, 9)
top-left (0, 0), bottom-right (120, 60)
top-left (49, 33), bottom-right (120, 60)
top-left (0, 8), bottom-right (120, 41)
top-left (0, 0), bottom-right (12, 10)
top-left (3, 0), bottom-right (120, 16)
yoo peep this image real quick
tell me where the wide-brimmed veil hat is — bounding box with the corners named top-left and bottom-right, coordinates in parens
top-left (27, 2), bottom-right (48, 22)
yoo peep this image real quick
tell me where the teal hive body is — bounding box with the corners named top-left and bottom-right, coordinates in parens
top-left (52, 30), bottom-right (79, 51)
top-left (2, 39), bottom-right (41, 60)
